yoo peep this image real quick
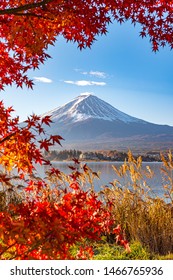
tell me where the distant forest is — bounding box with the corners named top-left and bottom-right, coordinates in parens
top-left (45, 149), bottom-right (161, 162)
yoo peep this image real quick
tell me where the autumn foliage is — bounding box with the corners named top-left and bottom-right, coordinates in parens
top-left (0, 101), bottom-right (62, 174)
top-left (0, 101), bottom-right (130, 259)
top-left (0, 1), bottom-right (173, 259)
top-left (0, 181), bottom-right (112, 259)
top-left (0, 1), bottom-right (173, 89)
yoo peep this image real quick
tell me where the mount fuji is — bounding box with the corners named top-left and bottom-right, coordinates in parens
top-left (41, 94), bottom-right (173, 151)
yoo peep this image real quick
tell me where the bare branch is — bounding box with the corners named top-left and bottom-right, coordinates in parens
top-left (0, 0), bottom-right (54, 15)
top-left (0, 132), bottom-right (16, 144)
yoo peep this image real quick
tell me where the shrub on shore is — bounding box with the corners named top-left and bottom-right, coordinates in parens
top-left (0, 151), bottom-right (173, 259)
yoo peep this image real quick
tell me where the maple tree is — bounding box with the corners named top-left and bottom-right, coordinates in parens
top-left (0, 181), bottom-right (112, 259)
top-left (0, 101), bottom-right (130, 259)
top-left (0, 101), bottom-right (61, 174)
top-left (0, 0), bottom-right (172, 90)
top-left (0, 150), bottom-right (130, 259)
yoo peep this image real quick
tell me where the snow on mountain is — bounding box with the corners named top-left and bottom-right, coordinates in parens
top-left (42, 93), bottom-right (147, 124)
top-left (40, 94), bottom-right (173, 151)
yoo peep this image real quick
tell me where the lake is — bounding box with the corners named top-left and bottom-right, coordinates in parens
top-left (39, 161), bottom-right (170, 200)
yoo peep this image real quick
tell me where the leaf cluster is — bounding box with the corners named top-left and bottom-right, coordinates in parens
top-left (0, 105), bottom-right (130, 259)
top-left (0, 1), bottom-right (172, 89)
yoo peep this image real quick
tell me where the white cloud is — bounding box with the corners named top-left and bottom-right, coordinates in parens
top-left (89, 71), bottom-right (107, 78)
top-left (33, 77), bottom-right (53, 83)
top-left (81, 71), bottom-right (107, 78)
top-left (64, 80), bottom-right (106, 86)
top-left (91, 81), bottom-right (106, 86)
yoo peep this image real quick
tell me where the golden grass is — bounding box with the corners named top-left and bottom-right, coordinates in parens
top-left (1, 150), bottom-right (173, 257)
top-left (101, 151), bottom-right (173, 255)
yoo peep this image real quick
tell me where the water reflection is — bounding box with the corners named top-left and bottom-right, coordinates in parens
top-left (36, 161), bottom-right (167, 198)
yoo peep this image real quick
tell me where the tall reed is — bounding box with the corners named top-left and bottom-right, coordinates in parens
top-left (102, 151), bottom-right (173, 255)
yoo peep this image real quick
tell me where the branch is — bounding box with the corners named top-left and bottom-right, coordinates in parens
top-left (0, 132), bottom-right (16, 144)
top-left (0, 0), bottom-right (54, 15)
top-left (13, 12), bottom-right (52, 19)
top-left (0, 241), bottom-right (17, 258)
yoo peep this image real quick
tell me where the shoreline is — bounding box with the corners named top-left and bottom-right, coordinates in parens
top-left (45, 150), bottom-right (163, 163)
top-left (50, 159), bottom-right (161, 163)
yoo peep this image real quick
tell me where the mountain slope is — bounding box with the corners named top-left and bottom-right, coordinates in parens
top-left (41, 94), bottom-right (173, 151)
top-left (42, 93), bottom-right (147, 124)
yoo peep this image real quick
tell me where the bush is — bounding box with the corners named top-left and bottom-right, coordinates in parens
top-left (93, 240), bottom-right (151, 260)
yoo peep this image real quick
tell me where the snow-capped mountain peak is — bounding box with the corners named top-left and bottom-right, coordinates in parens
top-left (40, 94), bottom-right (173, 151)
top-left (42, 94), bottom-right (146, 124)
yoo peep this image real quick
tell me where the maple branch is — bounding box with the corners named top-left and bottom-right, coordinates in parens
top-left (0, 132), bottom-right (16, 144)
top-left (13, 12), bottom-right (52, 19)
top-left (0, 0), bottom-right (54, 15)
top-left (0, 241), bottom-right (17, 258)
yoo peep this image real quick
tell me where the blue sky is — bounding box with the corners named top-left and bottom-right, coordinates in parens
top-left (1, 20), bottom-right (173, 125)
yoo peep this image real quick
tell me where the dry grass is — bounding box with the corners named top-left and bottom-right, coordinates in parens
top-left (102, 151), bottom-right (173, 255)
top-left (1, 150), bottom-right (173, 257)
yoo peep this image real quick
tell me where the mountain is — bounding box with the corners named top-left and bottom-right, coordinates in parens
top-left (41, 93), bottom-right (173, 151)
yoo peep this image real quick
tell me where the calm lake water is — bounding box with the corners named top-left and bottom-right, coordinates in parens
top-left (39, 161), bottom-right (171, 199)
